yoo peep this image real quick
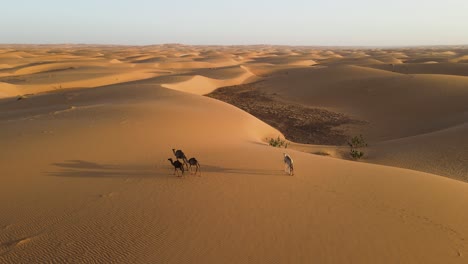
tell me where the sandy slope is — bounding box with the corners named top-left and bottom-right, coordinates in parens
top-left (368, 123), bottom-right (468, 181)
top-left (251, 66), bottom-right (468, 141)
top-left (1, 45), bottom-right (468, 263)
top-left (1, 84), bottom-right (468, 263)
top-left (235, 63), bottom-right (468, 180)
top-left (370, 62), bottom-right (468, 77)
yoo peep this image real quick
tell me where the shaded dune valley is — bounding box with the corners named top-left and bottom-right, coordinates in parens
top-left (1, 45), bottom-right (468, 263)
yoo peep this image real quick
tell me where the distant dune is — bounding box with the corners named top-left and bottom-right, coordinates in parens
top-left (1, 45), bottom-right (467, 263)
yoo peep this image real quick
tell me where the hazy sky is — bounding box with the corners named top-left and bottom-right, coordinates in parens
top-left (1, 0), bottom-right (467, 46)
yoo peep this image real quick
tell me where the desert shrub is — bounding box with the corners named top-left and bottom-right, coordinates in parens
top-left (347, 134), bottom-right (368, 160)
top-left (268, 136), bottom-right (288, 148)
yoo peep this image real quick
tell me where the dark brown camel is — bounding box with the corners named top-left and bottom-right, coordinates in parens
top-left (172, 148), bottom-right (189, 170)
top-left (188, 157), bottom-right (201, 176)
top-left (168, 158), bottom-right (184, 177)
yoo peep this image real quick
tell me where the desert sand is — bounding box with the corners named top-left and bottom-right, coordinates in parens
top-left (1, 44), bottom-right (467, 263)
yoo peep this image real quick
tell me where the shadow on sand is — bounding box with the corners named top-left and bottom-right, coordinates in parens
top-left (47, 160), bottom-right (287, 178)
top-left (201, 165), bottom-right (285, 176)
top-left (48, 160), bottom-right (170, 178)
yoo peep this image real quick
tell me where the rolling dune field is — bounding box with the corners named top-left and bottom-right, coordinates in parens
top-left (1, 44), bottom-right (467, 263)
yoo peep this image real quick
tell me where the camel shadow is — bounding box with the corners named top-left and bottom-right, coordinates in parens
top-left (201, 164), bottom-right (285, 176)
top-left (47, 160), bottom-right (288, 178)
top-left (47, 160), bottom-right (172, 178)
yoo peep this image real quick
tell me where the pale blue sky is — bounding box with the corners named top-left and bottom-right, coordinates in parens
top-left (1, 0), bottom-right (467, 46)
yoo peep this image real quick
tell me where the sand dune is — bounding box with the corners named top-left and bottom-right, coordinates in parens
top-left (451, 55), bottom-right (468, 63)
top-left (247, 66), bottom-right (468, 140)
top-left (0, 69), bottom-right (160, 97)
top-left (0, 82), bottom-right (19, 98)
top-left (0, 51), bottom-right (36, 59)
top-left (239, 62), bottom-right (316, 77)
top-left (377, 57), bottom-right (404, 64)
top-left (1, 45), bottom-right (467, 263)
top-left (369, 123), bottom-right (468, 180)
top-left (251, 56), bottom-right (318, 66)
top-left (12, 62), bottom-right (106, 76)
top-left (206, 49), bottom-right (467, 182)
top-left (1, 83), bottom-right (468, 263)
top-left (371, 62), bottom-right (468, 76)
top-left (162, 66), bottom-right (258, 94)
top-left (287, 59), bottom-right (317, 66)
top-left (109, 59), bottom-right (123, 64)
top-left (154, 60), bottom-right (238, 69)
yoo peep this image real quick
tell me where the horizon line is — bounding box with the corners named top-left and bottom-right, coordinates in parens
top-left (1, 42), bottom-right (468, 49)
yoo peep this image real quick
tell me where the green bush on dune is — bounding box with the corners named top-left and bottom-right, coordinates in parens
top-left (268, 136), bottom-right (289, 148)
top-left (348, 134), bottom-right (368, 160)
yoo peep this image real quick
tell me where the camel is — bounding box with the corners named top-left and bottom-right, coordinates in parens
top-left (188, 157), bottom-right (201, 176)
top-left (172, 148), bottom-right (189, 169)
top-left (283, 153), bottom-right (294, 176)
top-left (168, 158), bottom-right (184, 177)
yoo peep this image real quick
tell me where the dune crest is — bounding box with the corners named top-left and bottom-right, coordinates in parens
top-left (162, 66), bottom-right (257, 95)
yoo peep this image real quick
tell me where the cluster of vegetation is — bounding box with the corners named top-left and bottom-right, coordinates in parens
top-left (207, 83), bottom-right (361, 145)
top-left (347, 134), bottom-right (368, 160)
top-left (268, 136), bottom-right (289, 148)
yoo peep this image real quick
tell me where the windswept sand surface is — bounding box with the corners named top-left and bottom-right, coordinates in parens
top-left (1, 45), bottom-right (468, 263)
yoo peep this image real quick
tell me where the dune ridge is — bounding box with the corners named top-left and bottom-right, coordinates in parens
top-left (161, 65), bottom-right (258, 95)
